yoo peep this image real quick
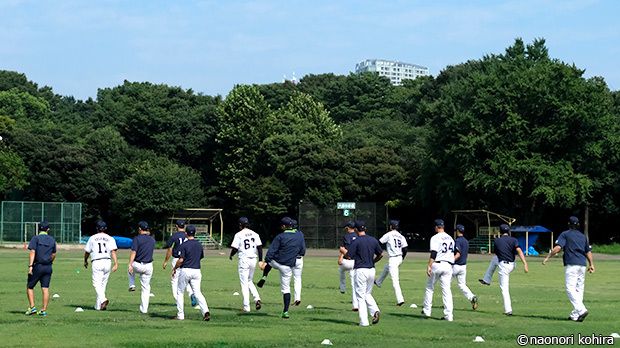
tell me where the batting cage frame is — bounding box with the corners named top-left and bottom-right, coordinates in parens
top-left (0, 201), bottom-right (82, 244)
top-left (451, 209), bottom-right (516, 253)
top-left (166, 208), bottom-right (224, 249)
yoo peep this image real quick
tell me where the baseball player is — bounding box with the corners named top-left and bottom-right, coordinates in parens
top-left (25, 221), bottom-right (56, 317)
top-left (338, 221), bottom-right (358, 311)
top-left (162, 219), bottom-right (196, 307)
top-left (291, 219), bottom-right (304, 306)
top-left (345, 220), bottom-right (383, 326)
top-left (264, 217), bottom-right (306, 319)
top-left (375, 220), bottom-right (408, 306)
top-left (422, 219), bottom-right (455, 321)
top-left (491, 224), bottom-right (529, 315)
top-left (128, 221), bottom-right (156, 314)
top-left (452, 224), bottom-right (478, 310)
top-left (172, 225), bottom-right (210, 321)
top-left (542, 216), bottom-right (595, 322)
top-left (229, 217), bottom-right (263, 312)
top-left (83, 220), bottom-right (118, 310)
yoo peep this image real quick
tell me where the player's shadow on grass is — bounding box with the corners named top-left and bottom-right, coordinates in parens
top-left (509, 313), bottom-right (569, 321)
top-left (62, 304), bottom-right (133, 312)
top-left (308, 317), bottom-right (358, 325)
top-left (387, 312), bottom-right (444, 320)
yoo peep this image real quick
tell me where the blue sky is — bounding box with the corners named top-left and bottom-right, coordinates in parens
top-left (1, 0), bottom-right (618, 100)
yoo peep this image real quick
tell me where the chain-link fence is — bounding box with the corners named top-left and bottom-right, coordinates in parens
top-left (0, 201), bottom-right (82, 244)
top-left (298, 202), bottom-right (386, 248)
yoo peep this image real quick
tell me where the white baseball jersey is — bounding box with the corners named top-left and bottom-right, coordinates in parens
top-left (231, 228), bottom-right (262, 259)
top-left (84, 232), bottom-right (118, 260)
top-left (429, 232), bottom-right (455, 263)
top-left (379, 230), bottom-right (408, 257)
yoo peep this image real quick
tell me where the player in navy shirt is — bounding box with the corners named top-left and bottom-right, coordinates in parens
top-left (338, 221), bottom-right (358, 310)
top-left (25, 221), bottom-right (57, 317)
top-left (452, 224), bottom-right (478, 310)
top-left (163, 219), bottom-right (196, 306)
top-left (543, 216), bottom-right (595, 322)
top-left (173, 225), bottom-right (211, 321)
top-left (493, 224), bottom-right (528, 316)
top-left (128, 221), bottom-right (156, 313)
top-left (264, 217), bottom-right (306, 319)
top-left (346, 221), bottom-right (383, 326)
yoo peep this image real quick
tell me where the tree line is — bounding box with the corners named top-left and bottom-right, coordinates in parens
top-left (1, 39), bottom-right (619, 242)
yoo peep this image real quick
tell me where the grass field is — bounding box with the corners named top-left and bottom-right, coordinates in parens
top-left (0, 248), bottom-right (618, 348)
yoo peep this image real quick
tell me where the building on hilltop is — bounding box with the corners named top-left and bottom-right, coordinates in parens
top-left (355, 59), bottom-right (429, 85)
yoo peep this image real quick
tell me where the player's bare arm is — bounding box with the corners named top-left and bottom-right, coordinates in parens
top-left (172, 257), bottom-right (184, 278)
top-left (586, 251), bottom-right (595, 273)
top-left (51, 252), bottom-right (56, 264)
top-left (427, 251), bottom-right (437, 277)
top-left (128, 251), bottom-right (136, 274)
top-left (111, 249), bottom-right (118, 272)
top-left (454, 251), bottom-right (461, 262)
top-left (516, 247), bottom-right (528, 273)
top-left (542, 245), bottom-right (562, 265)
top-left (28, 250), bottom-right (35, 275)
top-left (229, 247), bottom-right (238, 260)
top-left (163, 247), bottom-right (173, 269)
top-left (83, 252), bottom-right (90, 269)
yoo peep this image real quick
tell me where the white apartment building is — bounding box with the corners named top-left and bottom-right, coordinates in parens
top-left (355, 59), bottom-right (429, 85)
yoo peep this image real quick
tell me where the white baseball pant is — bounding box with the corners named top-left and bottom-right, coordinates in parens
top-left (565, 265), bottom-right (588, 319)
top-left (375, 255), bottom-right (404, 304)
top-left (238, 257), bottom-right (261, 312)
top-left (171, 258), bottom-right (193, 302)
top-left (354, 267), bottom-right (380, 327)
top-left (269, 260), bottom-right (293, 294)
top-left (293, 257), bottom-right (303, 303)
top-left (498, 261), bottom-right (515, 314)
top-left (339, 259), bottom-right (358, 309)
top-left (91, 259), bottom-right (111, 310)
top-left (176, 268), bottom-right (209, 319)
top-left (481, 255), bottom-right (499, 284)
top-left (452, 264), bottom-right (475, 301)
top-left (423, 262), bottom-right (454, 320)
top-left (128, 261), bottom-right (153, 313)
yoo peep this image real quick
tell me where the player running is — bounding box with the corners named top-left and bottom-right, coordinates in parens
top-left (422, 219), bottom-right (455, 321)
top-left (84, 220), bottom-right (118, 310)
top-left (172, 225), bottom-right (211, 321)
top-left (543, 216), bottom-right (595, 322)
top-left (375, 219), bottom-right (408, 306)
top-left (229, 217), bottom-right (263, 312)
top-left (338, 221), bottom-right (358, 311)
top-left (25, 221), bottom-right (57, 317)
top-left (451, 224), bottom-right (478, 310)
top-left (128, 221), bottom-right (156, 314)
top-left (163, 219), bottom-right (196, 307)
top-left (491, 224), bottom-right (528, 316)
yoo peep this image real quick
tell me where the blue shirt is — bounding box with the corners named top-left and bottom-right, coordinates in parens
top-left (265, 229), bottom-right (306, 267)
top-left (166, 231), bottom-right (188, 258)
top-left (494, 235), bottom-right (520, 262)
top-left (179, 239), bottom-right (204, 269)
top-left (454, 236), bottom-right (469, 266)
top-left (347, 235), bottom-right (383, 269)
top-left (28, 233), bottom-right (57, 265)
top-left (340, 232), bottom-right (357, 248)
top-left (555, 229), bottom-right (591, 266)
top-left (132, 234), bottom-right (155, 263)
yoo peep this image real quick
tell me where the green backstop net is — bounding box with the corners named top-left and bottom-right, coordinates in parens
top-left (0, 201), bottom-right (82, 244)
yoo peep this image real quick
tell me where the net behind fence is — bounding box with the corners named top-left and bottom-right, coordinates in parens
top-left (1, 201), bottom-right (82, 244)
top-left (299, 202), bottom-right (385, 248)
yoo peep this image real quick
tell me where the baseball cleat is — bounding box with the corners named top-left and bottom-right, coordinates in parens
top-left (397, 302), bottom-right (405, 306)
top-left (420, 310), bottom-right (431, 318)
top-left (371, 311), bottom-right (380, 324)
top-left (255, 300), bottom-right (262, 311)
top-left (25, 306), bottom-right (37, 315)
top-left (190, 294), bottom-right (197, 307)
top-left (281, 311), bottom-right (290, 319)
top-left (504, 312), bottom-right (512, 316)
top-left (128, 285), bottom-right (136, 292)
top-left (37, 310), bottom-right (47, 317)
top-left (339, 289), bottom-right (345, 294)
top-left (441, 316), bottom-right (453, 322)
top-left (576, 311), bottom-right (589, 322)
top-left (257, 278), bottom-right (266, 288)
top-left (471, 296), bottom-right (479, 310)
top-left (374, 281), bottom-right (381, 288)
top-left (101, 300), bottom-right (109, 311)
top-left (203, 312), bottom-right (211, 321)
top-left (293, 300), bottom-right (301, 306)
top-left (352, 308), bottom-right (359, 312)
top-left (172, 316), bottom-right (184, 320)
top-left (478, 279), bottom-right (490, 286)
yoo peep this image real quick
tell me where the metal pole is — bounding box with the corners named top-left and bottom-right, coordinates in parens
top-left (526, 230), bottom-right (529, 256)
top-left (487, 212), bottom-right (491, 253)
top-left (61, 203), bottom-right (64, 243)
top-left (219, 210), bottom-right (224, 247)
top-left (0, 201), bottom-right (4, 245)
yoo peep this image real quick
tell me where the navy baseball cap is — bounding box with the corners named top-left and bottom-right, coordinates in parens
top-left (291, 219), bottom-right (298, 227)
top-left (456, 224), bottom-right (465, 233)
top-left (355, 220), bottom-right (367, 231)
top-left (96, 220), bottom-right (107, 231)
top-left (39, 221), bottom-right (50, 231)
top-left (176, 219), bottom-right (186, 227)
top-left (434, 219), bottom-right (444, 227)
top-left (280, 217), bottom-right (293, 226)
top-left (239, 217), bottom-right (250, 225)
top-left (186, 225), bottom-right (196, 235)
top-left (343, 221), bottom-right (355, 228)
top-left (138, 221), bottom-right (149, 230)
top-left (568, 216), bottom-right (579, 225)
top-left (389, 219), bottom-right (400, 228)
top-left (499, 224), bottom-right (510, 233)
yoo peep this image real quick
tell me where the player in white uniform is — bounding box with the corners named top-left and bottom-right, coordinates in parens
top-left (229, 217), bottom-right (263, 312)
top-left (422, 219), bottom-right (455, 321)
top-left (338, 221), bottom-right (358, 311)
top-left (162, 220), bottom-right (196, 306)
top-left (291, 219), bottom-right (304, 306)
top-left (375, 220), bottom-right (408, 306)
top-left (83, 220), bottom-right (118, 310)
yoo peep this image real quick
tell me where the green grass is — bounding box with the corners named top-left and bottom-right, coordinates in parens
top-left (0, 249), bottom-right (618, 347)
top-left (592, 243), bottom-right (620, 255)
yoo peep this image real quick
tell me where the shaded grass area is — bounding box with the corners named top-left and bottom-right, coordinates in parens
top-left (0, 249), bottom-right (618, 347)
